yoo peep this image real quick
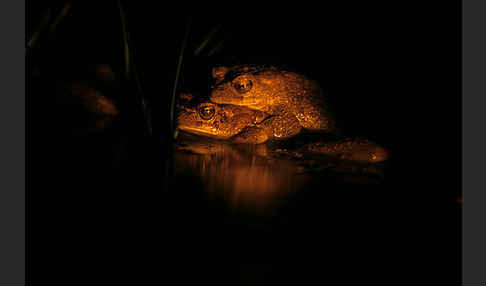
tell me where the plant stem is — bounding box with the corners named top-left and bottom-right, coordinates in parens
top-left (26, 9), bottom-right (51, 55)
top-left (170, 17), bottom-right (192, 140)
top-left (118, 0), bottom-right (131, 79)
top-left (193, 24), bottom-right (221, 56)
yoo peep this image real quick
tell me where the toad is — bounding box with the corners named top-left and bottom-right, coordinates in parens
top-left (209, 64), bottom-right (336, 135)
top-left (176, 100), bottom-right (389, 163)
top-left (177, 101), bottom-right (271, 144)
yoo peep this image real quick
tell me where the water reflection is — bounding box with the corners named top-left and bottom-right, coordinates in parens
top-left (174, 135), bottom-right (307, 214)
top-left (172, 133), bottom-right (386, 216)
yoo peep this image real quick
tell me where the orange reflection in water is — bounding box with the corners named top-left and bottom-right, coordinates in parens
top-left (173, 137), bottom-right (309, 214)
top-left (173, 134), bottom-right (385, 216)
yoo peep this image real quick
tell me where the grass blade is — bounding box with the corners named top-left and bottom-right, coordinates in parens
top-left (118, 0), bottom-right (131, 79)
top-left (206, 39), bottom-right (225, 57)
top-left (118, 0), bottom-right (152, 136)
top-left (170, 17), bottom-right (192, 140)
top-left (26, 2), bottom-right (73, 56)
top-left (26, 9), bottom-right (51, 54)
top-left (193, 24), bottom-right (221, 56)
top-left (49, 2), bottom-right (72, 32)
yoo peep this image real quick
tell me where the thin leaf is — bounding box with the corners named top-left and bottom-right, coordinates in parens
top-left (26, 9), bottom-right (51, 54)
top-left (206, 39), bottom-right (225, 56)
top-left (118, 0), bottom-right (152, 136)
top-left (193, 24), bottom-right (221, 56)
top-left (26, 2), bottom-right (74, 56)
top-left (49, 2), bottom-right (73, 32)
top-left (170, 17), bottom-right (192, 139)
top-left (118, 0), bottom-right (131, 79)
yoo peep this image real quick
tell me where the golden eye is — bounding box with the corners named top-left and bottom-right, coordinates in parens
top-left (233, 78), bottom-right (253, 93)
top-left (198, 104), bottom-right (216, 120)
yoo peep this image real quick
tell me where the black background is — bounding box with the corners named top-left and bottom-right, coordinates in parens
top-left (28, 1), bottom-right (461, 285)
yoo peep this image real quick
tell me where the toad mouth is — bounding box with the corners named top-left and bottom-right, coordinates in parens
top-left (177, 126), bottom-right (232, 139)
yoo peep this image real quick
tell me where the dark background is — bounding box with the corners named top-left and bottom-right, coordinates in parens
top-left (28, 1), bottom-right (461, 285)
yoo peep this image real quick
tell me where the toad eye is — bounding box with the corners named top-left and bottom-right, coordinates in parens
top-left (233, 78), bottom-right (253, 93)
top-left (198, 105), bottom-right (216, 120)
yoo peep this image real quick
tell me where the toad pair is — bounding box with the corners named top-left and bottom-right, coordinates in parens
top-left (177, 64), bottom-right (389, 163)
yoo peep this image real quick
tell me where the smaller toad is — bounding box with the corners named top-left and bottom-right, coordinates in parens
top-left (176, 100), bottom-right (389, 163)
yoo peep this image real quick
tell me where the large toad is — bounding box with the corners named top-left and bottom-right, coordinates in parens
top-left (209, 64), bottom-right (336, 136)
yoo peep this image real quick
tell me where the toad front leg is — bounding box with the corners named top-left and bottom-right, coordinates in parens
top-left (259, 110), bottom-right (303, 139)
top-left (231, 112), bottom-right (302, 144)
top-left (231, 126), bottom-right (269, 144)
